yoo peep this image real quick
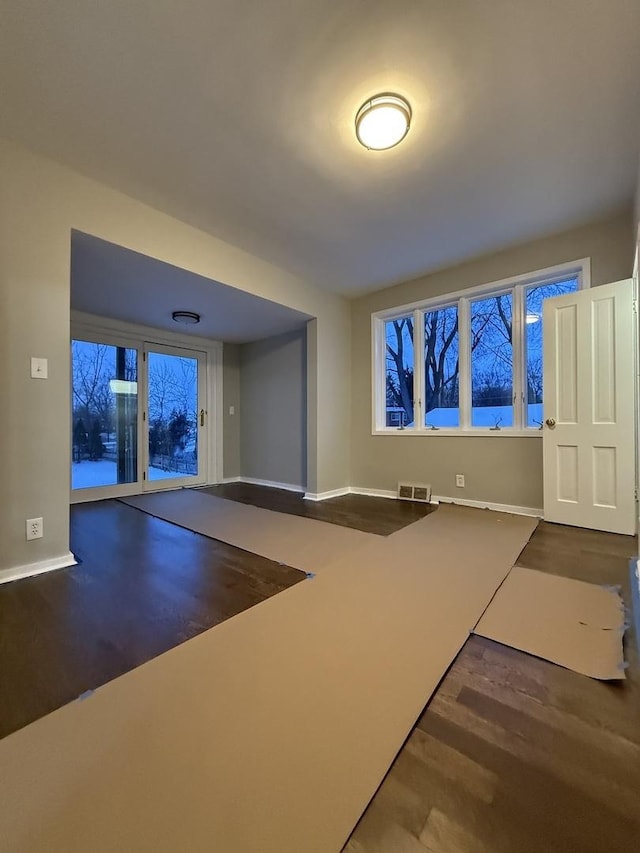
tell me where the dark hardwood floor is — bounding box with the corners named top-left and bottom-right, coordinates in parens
top-left (1, 488), bottom-right (638, 853)
top-left (0, 499), bottom-right (304, 739)
top-left (344, 521), bottom-right (640, 853)
top-left (199, 482), bottom-right (434, 535)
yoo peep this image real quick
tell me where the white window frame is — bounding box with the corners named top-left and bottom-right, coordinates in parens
top-left (372, 258), bottom-right (590, 437)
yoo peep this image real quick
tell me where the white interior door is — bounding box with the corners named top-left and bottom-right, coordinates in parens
top-left (543, 278), bottom-right (636, 535)
top-left (143, 344), bottom-right (208, 490)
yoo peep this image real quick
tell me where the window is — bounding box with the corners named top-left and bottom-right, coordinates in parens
top-left (385, 316), bottom-right (414, 427)
top-left (470, 293), bottom-right (513, 428)
top-left (373, 261), bottom-right (585, 434)
top-left (424, 305), bottom-right (459, 427)
top-left (147, 349), bottom-right (200, 482)
top-left (72, 340), bottom-right (138, 489)
top-left (525, 279), bottom-right (578, 427)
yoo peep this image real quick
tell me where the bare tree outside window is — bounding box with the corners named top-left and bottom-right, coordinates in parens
top-left (424, 306), bottom-right (459, 426)
top-left (525, 279), bottom-right (578, 425)
top-left (470, 294), bottom-right (514, 427)
top-left (71, 341), bottom-right (138, 488)
top-left (385, 317), bottom-right (414, 426)
top-left (147, 352), bottom-right (199, 478)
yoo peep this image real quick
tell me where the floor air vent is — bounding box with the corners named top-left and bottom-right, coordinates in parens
top-left (397, 482), bottom-right (432, 502)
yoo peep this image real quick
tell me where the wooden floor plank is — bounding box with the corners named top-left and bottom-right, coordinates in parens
top-left (405, 728), bottom-right (497, 805)
top-left (444, 653), bottom-right (640, 764)
top-left (419, 806), bottom-right (491, 853)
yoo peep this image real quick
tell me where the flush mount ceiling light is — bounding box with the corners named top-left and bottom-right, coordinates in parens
top-left (172, 311), bottom-right (201, 325)
top-left (355, 93), bottom-right (412, 150)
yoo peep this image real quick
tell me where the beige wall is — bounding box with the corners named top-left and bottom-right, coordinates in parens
top-left (0, 139), bottom-right (351, 576)
top-left (239, 328), bottom-right (307, 488)
top-left (0, 180), bottom-right (72, 571)
top-left (222, 344), bottom-right (241, 479)
top-left (351, 210), bottom-right (635, 509)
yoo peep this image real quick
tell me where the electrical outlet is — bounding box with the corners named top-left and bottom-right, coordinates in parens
top-left (26, 517), bottom-right (43, 540)
top-left (455, 474), bottom-right (465, 488)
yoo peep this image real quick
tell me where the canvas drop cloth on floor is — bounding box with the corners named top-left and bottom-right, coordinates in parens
top-left (474, 566), bottom-right (627, 680)
top-left (120, 489), bottom-right (374, 573)
top-left (0, 504), bottom-right (537, 853)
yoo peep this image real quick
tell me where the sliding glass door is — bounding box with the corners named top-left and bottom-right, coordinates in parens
top-left (144, 345), bottom-right (207, 489)
top-left (71, 340), bottom-right (139, 491)
top-left (71, 337), bottom-right (209, 499)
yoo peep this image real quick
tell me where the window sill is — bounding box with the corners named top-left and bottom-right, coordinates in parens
top-left (372, 428), bottom-right (543, 438)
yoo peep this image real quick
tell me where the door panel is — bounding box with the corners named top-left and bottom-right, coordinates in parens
top-left (144, 345), bottom-right (207, 490)
top-left (592, 297), bottom-right (615, 423)
top-left (543, 279), bottom-right (635, 534)
top-left (556, 304), bottom-right (578, 423)
top-left (592, 446), bottom-right (617, 507)
top-left (71, 340), bottom-right (139, 495)
top-left (556, 444), bottom-right (579, 503)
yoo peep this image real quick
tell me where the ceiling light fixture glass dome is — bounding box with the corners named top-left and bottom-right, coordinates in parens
top-left (355, 93), bottom-right (412, 150)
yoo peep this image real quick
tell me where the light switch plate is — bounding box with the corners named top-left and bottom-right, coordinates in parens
top-left (229, 405), bottom-right (235, 415)
top-left (31, 357), bottom-right (48, 379)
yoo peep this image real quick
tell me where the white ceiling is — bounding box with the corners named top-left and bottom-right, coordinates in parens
top-left (71, 232), bottom-right (311, 343)
top-left (2, 1), bottom-right (640, 296)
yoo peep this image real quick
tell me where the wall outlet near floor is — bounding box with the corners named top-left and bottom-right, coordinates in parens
top-left (26, 517), bottom-right (43, 540)
top-left (455, 474), bottom-right (465, 488)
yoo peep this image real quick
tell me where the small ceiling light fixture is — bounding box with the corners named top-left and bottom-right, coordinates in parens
top-left (172, 311), bottom-right (201, 325)
top-left (355, 93), bottom-right (412, 150)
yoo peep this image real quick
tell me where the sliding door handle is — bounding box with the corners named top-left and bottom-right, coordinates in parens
top-left (200, 408), bottom-right (205, 427)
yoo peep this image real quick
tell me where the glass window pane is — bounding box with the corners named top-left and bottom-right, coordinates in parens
top-left (385, 316), bottom-right (414, 427)
top-left (72, 341), bottom-right (138, 489)
top-left (471, 293), bottom-right (513, 428)
top-left (147, 352), bottom-right (199, 480)
top-left (424, 306), bottom-right (459, 427)
top-left (525, 278), bottom-right (578, 427)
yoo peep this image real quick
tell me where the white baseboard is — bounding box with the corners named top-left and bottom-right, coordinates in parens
top-left (348, 487), bottom-right (398, 500)
top-left (0, 551), bottom-right (77, 586)
top-left (304, 487), bottom-right (352, 502)
top-left (220, 476), bottom-right (304, 493)
top-left (431, 494), bottom-right (543, 517)
top-left (349, 487), bottom-right (540, 516)
top-left (220, 479), bottom-right (542, 517)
